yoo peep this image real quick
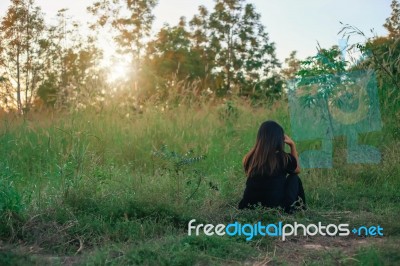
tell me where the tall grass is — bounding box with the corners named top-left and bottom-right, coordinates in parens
top-left (0, 98), bottom-right (399, 264)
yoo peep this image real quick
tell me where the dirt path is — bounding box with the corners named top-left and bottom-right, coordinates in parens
top-left (252, 235), bottom-right (385, 265)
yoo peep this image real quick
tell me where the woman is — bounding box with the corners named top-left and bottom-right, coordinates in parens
top-left (238, 120), bottom-right (306, 213)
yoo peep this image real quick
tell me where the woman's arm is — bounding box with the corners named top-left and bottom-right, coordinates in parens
top-left (284, 134), bottom-right (301, 174)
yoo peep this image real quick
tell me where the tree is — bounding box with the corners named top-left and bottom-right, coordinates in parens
top-left (384, 0), bottom-right (400, 38)
top-left (339, 0), bottom-right (400, 109)
top-left (35, 8), bottom-right (104, 108)
top-left (140, 0), bottom-right (282, 100)
top-left (36, 8), bottom-right (78, 106)
top-left (297, 46), bottom-right (345, 78)
top-left (339, 0), bottom-right (400, 137)
top-left (88, 0), bottom-right (158, 89)
top-left (293, 46), bottom-right (348, 141)
top-left (189, 5), bottom-right (213, 68)
top-left (144, 17), bottom-right (206, 88)
top-left (188, 6), bottom-right (215, 91)
top-left (0, 0), bottom-right (46, 113)
top-left (207, 0), bottom-right (280, 97)
top-left (281, 51), bottom-right (301, 80)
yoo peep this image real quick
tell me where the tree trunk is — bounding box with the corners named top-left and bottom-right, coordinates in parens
top-left (16, 45), bottom-right (22, 113)
top-left (25, 7), bottom-right (30, 113)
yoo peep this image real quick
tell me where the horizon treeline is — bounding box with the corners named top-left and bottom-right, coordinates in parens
top-left (0, 0), bottom-right (399, 114)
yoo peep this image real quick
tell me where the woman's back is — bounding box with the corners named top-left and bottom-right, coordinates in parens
top-left (239, 152), bottom-right (297, 209)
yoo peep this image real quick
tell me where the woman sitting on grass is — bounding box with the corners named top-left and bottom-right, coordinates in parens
top-left (238, 120), bottom-right (306, 213)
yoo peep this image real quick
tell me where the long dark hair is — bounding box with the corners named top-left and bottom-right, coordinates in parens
top-left (243, 120), bottom-right (288, 177)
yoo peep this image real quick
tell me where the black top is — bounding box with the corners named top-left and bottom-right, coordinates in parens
top-left (238, 152), bottom-right (297, 209)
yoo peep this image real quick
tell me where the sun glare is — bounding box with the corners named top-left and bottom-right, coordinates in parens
top-left (99, 40), bottom-right (132, 83)
top-left (106, 57), bottom-right (131, 83)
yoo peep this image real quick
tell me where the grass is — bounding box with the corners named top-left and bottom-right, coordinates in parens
top-left (0, 98), bottom-right (399, 265)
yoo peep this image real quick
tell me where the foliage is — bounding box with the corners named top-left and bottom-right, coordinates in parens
top-left (207, 0), bottom-right (282, 97)
top-left (339, 20), bottom-right (400, 138)
top-left (281, 50), bottom-right (301, 80)
top-left (0, 1), bottom-right (105, 111)
top-left (0, 0), bottom-right (46, 113)
top-left (290, 46), bottom-right (347, 138)
top-left (0, 177), bottom-right (24, 239)
top-left (143, 17), bottom-right (207, 92)
top-left (88, 0), bottom-right (158, 89)
top-left (297, 45), bottom-right (346, 78)
top-left (0, 180), bottom-right (24, 215)
top-left (152, 145), bottom-right (211, 202)
top-left (384, 0), bottom-right (400, 38)
top-left (88, 0), bottom-right (283, 102)
top-left (152, 145), bottom-right (206, 172)
top-left (218, 100), bottom-right (239, 123)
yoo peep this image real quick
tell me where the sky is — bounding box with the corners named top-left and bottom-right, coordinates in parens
top-left (0, 0), bottom-right (393, 63)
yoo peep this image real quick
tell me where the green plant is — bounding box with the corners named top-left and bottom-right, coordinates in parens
top-left (218, 100), bottom-right (239, 123)
top-left (152, 145), bottom-right (212, 203)
top-left (0, 179), bottom-right (24, 239)
top-left (0, 180), bottom-right (23, 215)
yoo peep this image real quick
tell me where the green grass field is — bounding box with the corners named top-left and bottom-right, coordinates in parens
top-left (1, 99), bottom-right (399, 265)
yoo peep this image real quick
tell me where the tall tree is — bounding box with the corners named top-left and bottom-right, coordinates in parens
top-left (88, 0), bottom-right (158, 89)
top-left (37, 8), bottom-right (78, 106)
top-left (207, 0), bottom-right (280, 97)
top-left (208, 0), bottom-right (242, 94)
top-left (0, 0), bottom-right (46, 113)
top-left (189, 5), bottom-right (215, 91)
top-left (145, 17), bottom-right (206, 88)
top-left (189, 5), bottom-right (212, 63)
top-left (35, 8), bottom-right (104, 108)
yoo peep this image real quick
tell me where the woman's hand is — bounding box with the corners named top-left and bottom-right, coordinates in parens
top-left (284, 134), bottom-right (295, 146)
top-left (285, 134), bottom-right (301, 173)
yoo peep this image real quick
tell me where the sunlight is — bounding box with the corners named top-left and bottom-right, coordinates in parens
top-left (106, 57), bottom-right (132, 83)
top-left (97, 34), bottom-right (134, 84)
